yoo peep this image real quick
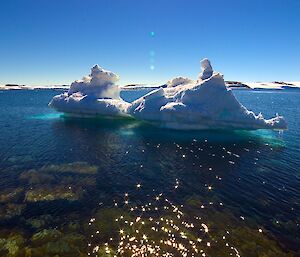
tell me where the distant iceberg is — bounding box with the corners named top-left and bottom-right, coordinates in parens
top-left (49, 59), bottom-right (287, 130)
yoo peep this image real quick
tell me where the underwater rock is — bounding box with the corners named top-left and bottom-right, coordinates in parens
top-left (31, 229), bottom-right (62, 246)
top-left (31, 229), bottom-right (86, 256)
top-left (0, 188), bottom-right (24, 203)
top-left (0, 234), bottom-right (24, 256)
top-left (184, 197), bottom-right (295, 257)
top-left (40, 162), bottom-right (98, 175)
top-left (65, 221), bottom-right (81, 232)
top-left (20, 163), bottom-right (98, 191)
top-left (20, 170), bottom-right (55, 185)
top-left (25, 186), bottom-right (83, 202)
top-left (45, 240), bottom-right (74, 255)
top-left (85, 208), bottom-right (130, 239)
top-left (6, 155), bottom-right (33, 164)
top-left (26, 215), bottom-right (54, 229)
top-left (96, 245), bottom-right (116, 256)
top-left (0, 203), bottom-right (26, 220)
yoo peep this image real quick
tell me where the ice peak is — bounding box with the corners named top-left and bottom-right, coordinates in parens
top-left (92, 64), bottom-right (101, 70)
top-left (91, 64), bottom-right (104, 76)
top-left (199, 58), bottom-right (213, 80)
top-left (89, 64), bottom-right (119, 85)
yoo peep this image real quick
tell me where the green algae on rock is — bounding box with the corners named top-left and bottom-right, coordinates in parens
top-left (31, 229), bottom-right (62, 246)
top-left (25, 186), bottom-right (84, 202)
top-left (25, 215), bottom-right (54, 230)
top-left (0, 234), bottom-right (24, 257)
top-left (19, 170), bottom-right (55, 185)
top-left (184, 197), bottom-right (295, 257)
top-left (0, 188), bottom-right (24, 203)
top-left (40, 162), bottom-right (98, 175)
top-left (30, 229), bottom-right (87, 257)
top-left (0, 203), bottom-right (26, 220)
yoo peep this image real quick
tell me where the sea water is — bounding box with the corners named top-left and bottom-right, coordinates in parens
top-left (0, 89), bottom-right (299, 256)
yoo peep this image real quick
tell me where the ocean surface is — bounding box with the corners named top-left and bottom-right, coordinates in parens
top-left (0, 89), bottom-right (299, 257)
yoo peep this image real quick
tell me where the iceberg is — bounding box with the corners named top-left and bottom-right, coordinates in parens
top-left (49, 65), bottom-right (130, 117)
top-left (49, 59), bottom-right (287, 130)
top-left (128, 59), bottom-right (287, 130)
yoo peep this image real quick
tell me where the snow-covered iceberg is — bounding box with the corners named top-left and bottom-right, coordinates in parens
top-left (128, 59), bottom-right (287, 130)
top-left (166, 77), bottom-right (194, 88)
top-left (49, 59), bottom-right (287, 130)
top-left (49, 65), bottom-right (130, 117)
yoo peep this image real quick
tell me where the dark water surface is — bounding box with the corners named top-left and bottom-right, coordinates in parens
top-left (0, 89), bottom-right (299, 257)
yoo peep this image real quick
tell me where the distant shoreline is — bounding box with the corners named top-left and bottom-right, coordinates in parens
top-left (1, 81), bottom-right (300, 91)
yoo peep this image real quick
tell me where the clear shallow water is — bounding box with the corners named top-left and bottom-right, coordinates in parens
top-left (0, 89), bottom-right (299, 257)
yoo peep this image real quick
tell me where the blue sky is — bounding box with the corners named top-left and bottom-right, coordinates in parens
top-left (0, 0), bottom-right (299, 86)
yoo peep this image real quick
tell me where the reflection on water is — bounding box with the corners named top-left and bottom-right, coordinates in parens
top-left (0, 89), bottom-right (299, 256)
top-left (28, 113), bottom-right (63, 120)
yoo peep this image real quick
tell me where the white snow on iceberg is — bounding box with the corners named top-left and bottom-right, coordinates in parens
top-left (128, 59), bottom-right (287, 130)
top-left (166, 77), bottom-right (194, 88)
top-left (49, 59), bottom-right (287, 130)
top-left (49, 65), bottom-right (130, 117)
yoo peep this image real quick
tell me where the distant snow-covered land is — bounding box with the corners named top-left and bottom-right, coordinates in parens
top-left (1, 81), bottom-right (299, 91)
top-left (225, 81), bottom-right (300, 90)
top-left (122, 81), bottom-right (300, 91)
top-left (0, 84), bottom-right (69, 90)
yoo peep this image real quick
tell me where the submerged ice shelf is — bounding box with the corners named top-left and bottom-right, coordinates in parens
top-left (49, 59), bottom-right (287, 130)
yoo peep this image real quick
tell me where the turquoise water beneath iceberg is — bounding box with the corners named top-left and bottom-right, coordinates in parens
top-left (0, 89), bottom-right (299, 256)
